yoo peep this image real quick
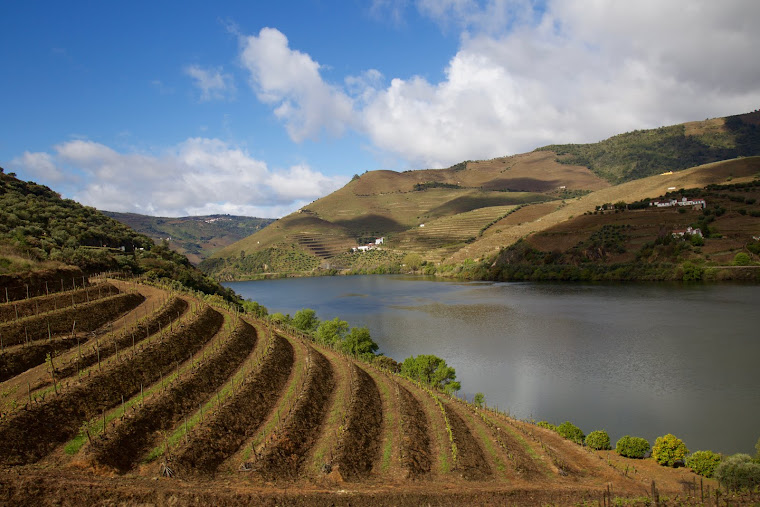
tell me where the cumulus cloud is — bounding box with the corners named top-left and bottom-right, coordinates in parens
top-left (242, 1), bottom-right (760, 169)
top-left (239, 28), bottom-right (355, 141)
top-left (12, 139), bottom-right (346, 218)
top-left (9, 151), bottom-right (66, 182)
top-left (184, 64), bottom-right (236, 101)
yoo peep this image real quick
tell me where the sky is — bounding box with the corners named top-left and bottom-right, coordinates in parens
top-left (2, 1), bottom-right (760, 219)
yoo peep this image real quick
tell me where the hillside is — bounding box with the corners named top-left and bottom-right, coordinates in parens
top-left (0, 278), bottom-right (738, 505)
top-left (0, 168), bottom-right (233, 300)
top-left (104, 212), bottom-right (274, 265)
top-left (202, 112), bottom-right (760, 279)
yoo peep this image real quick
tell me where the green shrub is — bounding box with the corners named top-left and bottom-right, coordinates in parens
top-left (714, 454), bottom-right (760, 491)
top-left (686, 450), bottom-right (722, 478)
top-left (616, 436), bottom-right (650, 458)
top-left (652, 434), bottom-right (689, 467)
top-left (733, 252), bottom-right (751, 266)
top-left (585, 430), bottom-right (612, 450)
top-left (557, 421), bottom-right (585, 445)
top-left (537, 421), bottom-right (557, 431)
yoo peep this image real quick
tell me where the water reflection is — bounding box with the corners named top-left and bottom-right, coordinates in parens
top-left (227, 276), bottom-right (760, 455)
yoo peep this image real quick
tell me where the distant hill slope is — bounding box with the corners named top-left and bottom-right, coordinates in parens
top-left (104, 212), bottom-right (274, 265)
top-left (202, 112), bottom-right (760, 280)
top-left (0, 169), bottom-right (234, 299)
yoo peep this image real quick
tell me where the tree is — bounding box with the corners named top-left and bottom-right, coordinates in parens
top-left (269, 312), bottom-right (291, 325)
top-left (340, 327), bottom-right (379, 357)
top-left (713, 454), bottom-right (760, 491)
top-left (733, 252), bottom-right (751, 266)
top-left (315, 317), bottom-right (349, 346)
top-left (292, 308), bottom-right (320, 333)
top-left (473, 392), bottom-right (485, 408)
top-left (402, 253), bottom-right (423, 271)
top-left (401, 354), bottom-right (461, 393)
top-left (652, 434), bottom-right (689, 467)
top-left (242, 300), bottom-right (268, 318)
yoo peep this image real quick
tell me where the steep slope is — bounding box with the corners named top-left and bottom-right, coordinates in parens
top-left (202, 111), bottom-right (760, 279)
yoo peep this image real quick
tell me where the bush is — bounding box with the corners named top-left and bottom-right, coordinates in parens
top-left (616, 436), bottom-right (650, 458)
top-left (714, 454), bottom-right (760, 491)
top-left (557, 421), bottom-right (585, 445)
top-left (686, 450), bottom-right (722, 478)
top-left (585, 430), bottom-right (612, 450)
top-left (652, 434), bottom-right (689, 467)
top-left (537, 421), bottom-right (557, 431)
top-left (733, 252), bottom-right (751, 266)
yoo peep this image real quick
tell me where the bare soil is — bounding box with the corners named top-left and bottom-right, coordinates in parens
top-left (252, 346), bottom-right (334, 481)
top-left (331, 363), bottom-right (382, 481)
top-left (89, 317), bottom-right (258, 472)
top-left (173, 332), bottom-right (294, 475)
top-left (397, 381), bottom-right (432, 479)
top-left (443, 399), bottom-right (492, 481)
top-left (0, 306), bottom-right (222, 464)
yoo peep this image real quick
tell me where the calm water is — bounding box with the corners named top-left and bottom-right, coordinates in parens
top-left (226, 276), bottom-right (760, 455)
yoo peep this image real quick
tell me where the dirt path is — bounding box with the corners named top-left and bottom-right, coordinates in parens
top-left (0, 305), bottom-right (222, 465)
top-left (331, 363), bottom-right (382, 481)
top-left (0, 284), bottom-right (172, 414)
top-left (89, 317), bottom-right (258, 472)
top-left (253, 346), bottom-right (334, 481)
top-left (443, 399), bottom-right (492, 481)
top-left (173, 332), bottom-right (295, 475)
top-left (397, 380), bottom-right (432, 479)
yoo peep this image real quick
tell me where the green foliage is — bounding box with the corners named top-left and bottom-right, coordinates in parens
top-left (713, 454), bottom-right (760, 491)
top-left (315, 317), bottom-right (349, 346)
top-left (585, 430), bottom-right (612, 450)
top-left (733, 252), bottom-right (751, 266)
top-left (292, 308), bottom-right (320, 333)
top-left (401, 354), bottom-right (461, 393)
top-left (241, 300), bottom-right (268, 318)
top-left (413, 181), bottom-right (462, 191)
top-left (402, 253), bottom-right (423, 271)
top-left (652, 434), bottom-right (689, 467)
top-left (557, 421), bottom-right (585, 445)
top-left (473, 392), bottom-right (485, 408)
top-left (682, 262), bottom-right (704, 281)
top-left (269, 312), bottom-right (291, 325)
top-left (340, 326), bottom-right (379, 357)
top-left (615, 435), bottom-right (651, 459)
top-left (538, 114), bottom-right (760, 183)
top-left (756, 437), bottom-right (760, 462)
top-left (373, 355), bottom-right (400, 373)
top-left (537, 421), bottom-right (557, 431)
top-left (686, 450), bottom-right (722, 478)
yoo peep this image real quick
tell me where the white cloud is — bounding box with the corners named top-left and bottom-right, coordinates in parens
top-left (184, 64), bottom-right (235, 101)
top-left (239, 28), bottom-right (355, 141)
top-left (241, 2), bottom-right (760, 169)
top-left (12, 139), bottom-right (346, 218)
top-left (9, 151), bottom-right (66, 182)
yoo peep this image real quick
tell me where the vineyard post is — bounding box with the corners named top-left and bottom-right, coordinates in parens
top-left (184, 416), bottom-right (188, 443)
top-left (14, 304), bottom-right (18, 321)
top-left (200, 403), bottom-right (203, 422)
top-left (71, 292), bottom-right (75, 308)
top-left (35, 300), bottom-right (39, 315)
top-left (5, 287), bottom-right (8, 302)
top-left (61, 279), bottom-right (64, 292)
top-left (140, 383), bottom-right (144, 406)
top-left (28, 382), bottom-right (31, 404)
top-left (0, 334), bottom-right (3, 352)
top-left (97, 340), bottom-right (100, 370)
top-left (102, 408), bottom-right (106, 435)
top-left (45, 282), bottom-right (48, 296)
top-left (121, 394), bottom-right (125, 418)
top-left (85, 284), bottom-right (89, 303)
top-left (24, 326), bottom-right (28, 346)
top-left (47, 321), bottom-right (51, 342)
top-left (26, 284), bottom-right (29, 299)
top-left (71, 320), bottom-right (76, 339)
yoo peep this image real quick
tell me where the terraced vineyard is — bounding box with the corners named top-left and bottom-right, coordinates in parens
top-left (0, 278), bottom-right (728, 505)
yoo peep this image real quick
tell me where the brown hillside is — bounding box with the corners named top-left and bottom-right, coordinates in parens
top-left (1, 277), bottom-right (740, 505)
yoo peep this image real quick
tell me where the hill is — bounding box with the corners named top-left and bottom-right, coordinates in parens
top-left (0, 168), bottom-right (233, 300)
top-left (202, 111), bottom-right (760, 279)
top-left (0, 278), bottom-right (738, 505)
top-left (104, 212), bottom-right (274, 265)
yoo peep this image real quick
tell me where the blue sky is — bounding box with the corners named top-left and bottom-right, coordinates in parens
top-left (2, 1), bottom-right (759, 218)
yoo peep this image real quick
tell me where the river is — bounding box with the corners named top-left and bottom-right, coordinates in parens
top-left (226, 275), bottom-right (760, 455)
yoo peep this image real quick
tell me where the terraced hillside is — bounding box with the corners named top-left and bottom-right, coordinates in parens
top-left (0, 278), bottom-right (735, 505)
top-left (203, 111), bottom-right (760, 278)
